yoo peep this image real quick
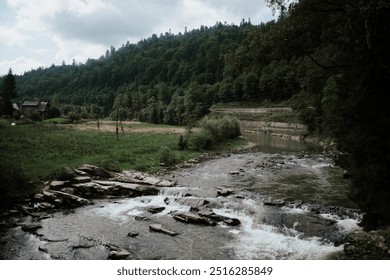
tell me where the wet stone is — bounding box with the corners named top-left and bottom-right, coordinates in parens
top-left (127, 231), bottom-right (139, 237)
top-left (148, 207), bottom-right (166, 214)
top-left (149, 224), bottom-right (178, 236)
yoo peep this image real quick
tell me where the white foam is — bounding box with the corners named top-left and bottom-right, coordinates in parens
top-left (336, 218), bottom-right (361, 232)
top-left (212, 206), bottom-right (342, 260)
top-left (92, 195), bottom-right (191, 223)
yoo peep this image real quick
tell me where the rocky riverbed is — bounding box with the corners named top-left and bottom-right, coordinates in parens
top-left (1, 150), bottom-right (389, 260)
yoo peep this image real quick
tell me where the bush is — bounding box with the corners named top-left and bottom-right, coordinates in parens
top-left (178, 135), bottom-right (188, 150)
top-left (101, 159), bottom-right (121, 172)
top-left (159, 146), bottom-right (177, 166)
top-left (191, 115), bottom-right (241, 150)
top-left (49, 166), bottom-right (75, 181)
top-left (0, 162), bottom-right (35, 207)
top-left (190, 129), bottom-right (214, 150)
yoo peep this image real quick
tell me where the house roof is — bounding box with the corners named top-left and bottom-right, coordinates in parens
top-left (37, 102), bottom-right (48, 112)
top-left (22, 99), bottom-right (40, 107)
top-left (21, 99), bottom-right (49, 112)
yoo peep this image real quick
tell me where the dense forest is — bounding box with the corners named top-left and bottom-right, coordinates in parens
top-left (14, 19), bottom-right (272, 125)
top-left (2, 0), bottom-right (390, 230)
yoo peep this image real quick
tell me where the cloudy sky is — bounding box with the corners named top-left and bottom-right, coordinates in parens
top-left (0, 0), bottom-right (275, 76)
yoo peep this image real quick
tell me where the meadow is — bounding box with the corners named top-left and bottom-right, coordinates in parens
top-left (0, 119), bottom-right (245, 202)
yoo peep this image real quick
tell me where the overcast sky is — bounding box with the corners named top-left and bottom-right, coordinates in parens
top-left (0, 0), bottom-right (275, 76)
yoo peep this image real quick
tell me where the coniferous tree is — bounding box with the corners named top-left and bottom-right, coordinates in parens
top-left (1, 69), bottom-right (16, 116)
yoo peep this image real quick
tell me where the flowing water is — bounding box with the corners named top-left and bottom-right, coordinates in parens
top-left (0, 133), bottom-right (361, 260)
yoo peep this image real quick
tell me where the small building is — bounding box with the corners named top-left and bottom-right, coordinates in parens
top-left (21, 99), bottom-right (50, 120)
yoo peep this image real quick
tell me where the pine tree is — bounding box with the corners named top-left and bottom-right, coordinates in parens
top-left (1, 69), bottom-right (17, 116)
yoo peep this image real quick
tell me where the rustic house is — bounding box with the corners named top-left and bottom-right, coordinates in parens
top-left (21, 99), bottom-right (50, 120)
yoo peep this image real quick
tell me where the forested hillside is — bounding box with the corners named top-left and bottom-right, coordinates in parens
top-left (15, 20), bottom-right (281, 125)
top-left (3, 0), bottom-right (390, 230)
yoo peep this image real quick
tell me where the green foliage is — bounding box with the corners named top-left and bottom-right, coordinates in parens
top-left (48, 106), bottom-right (61, 119)
top-left (100, 159), bottom-right (121, 172)
top-left (1, 69), bottom-right (16, 116)
top-left (68, 112), bottom-right (81, 123)
top-left (158, 146), bottom-right (177, 166)
top-left (0, 161), bottom-right (35, 207)
top-left (177, 135), bottom-right (188, 150)
top-left (191, 115), bottom-right (241, 150)
top-left (49, 166), bottom-right (75, 181)
top-left (191, 129), bottom-right (215, 150)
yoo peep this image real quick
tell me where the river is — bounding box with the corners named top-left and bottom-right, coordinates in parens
top-left (0, 133), bottom-right (361, 260)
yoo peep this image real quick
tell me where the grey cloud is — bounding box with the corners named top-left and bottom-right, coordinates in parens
top-left (47, 0), bottom-right (271, 47)
top-left (48, 0), bottom-right (180, 45)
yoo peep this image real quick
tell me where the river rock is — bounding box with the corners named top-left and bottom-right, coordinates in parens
top-left (72, 176), bottom-right (91, 184)
top-left (343, 230), bottom-right (390, 259)
top-left (74, 181), bottom-right (159, 198)
top-left (50, 190), bottom-right (92, 206)
top-left (42, 190), bottom-right (58, 200)
top-left (173, 212), bottom-right (216, 226)
top-left (108, 249), bottom-right (133, 260)
top-left (264, 198), bottom-right (286, 207)
top-left (115, 171), bottom-right (176, 187)
top-left (198, 208), bottom-right (240, 226)
top-left (76, 164), bottom-right (111, 178)
top-left (149, 224), bottom-right (178, 236)
top-left (127, 231), bottom-right (139, 237)
top-left (217, 189), bottom-right (234, 197)
top-left (148, 207), bottom-right (166, 214)
top-left (50, 181), bottom-right (70, 190)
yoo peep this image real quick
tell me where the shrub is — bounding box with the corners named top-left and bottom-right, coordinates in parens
top-left (159, 146), bottom-right (177, 166)
top-left (0, 162), bottom-right (35, 207)
top-left (192, 115), bottom-right (241, 150)
top-left (178, 135), bottom-right (188, 150)
top-left (101, 159), bottom-right (121, 172)
top-left (190, 129), bottom-right (214, 150)
top-left (49, 166), bottom-right (75, 181)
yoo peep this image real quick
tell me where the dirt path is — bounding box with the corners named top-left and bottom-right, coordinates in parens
top-left (66, 120), bottom-right (190, 134)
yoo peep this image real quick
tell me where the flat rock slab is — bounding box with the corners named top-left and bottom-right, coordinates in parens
top-left (149, 224), bottom-right (178, 236)
top-left (50, 181), bottom-right (70, 190)
top-left (72, 176), bottom-right (91, 184)
top-left (50, 190), bottom-right (92, 206)
top-left (76, 164), bottom-right (111, 178)
top-left (115, 171), bottom-right (176, 187)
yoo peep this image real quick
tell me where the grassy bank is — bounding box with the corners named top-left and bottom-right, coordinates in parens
top-left (0, 120), bottom-right (246, 202)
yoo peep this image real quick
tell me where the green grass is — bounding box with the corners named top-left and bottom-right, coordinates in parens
top-left (0, 122), bottom-right (246, 186)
